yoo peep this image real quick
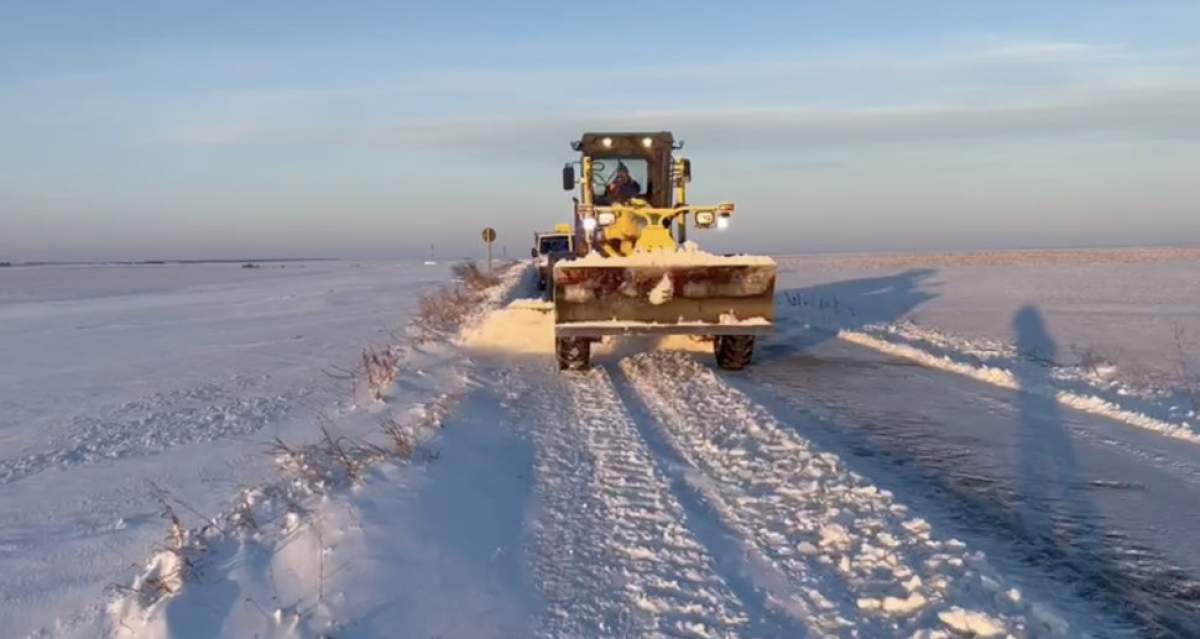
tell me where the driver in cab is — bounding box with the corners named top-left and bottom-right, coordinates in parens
top-left (606, 162), bottom-right (641, 204)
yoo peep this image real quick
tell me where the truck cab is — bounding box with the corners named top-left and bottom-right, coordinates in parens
top-left (532, 224), bottom-right (575, 291)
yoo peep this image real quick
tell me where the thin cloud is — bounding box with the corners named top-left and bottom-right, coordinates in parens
top-left (168, 84), bottom-right (1200, 152)
top-left (969, 41), bottom-right (1128, 64)
top-left (152, 39), bottom-right (1199, 151)
top-left (339, 39), bottom-right (1139, 91)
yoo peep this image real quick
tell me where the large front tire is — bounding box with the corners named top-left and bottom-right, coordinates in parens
top-left (556, 337), bottom-right (591, 371)
top-left (714, 335), bottom-right (755, 370)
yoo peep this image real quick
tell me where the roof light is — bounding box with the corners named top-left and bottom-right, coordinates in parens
top-left (641, 136), bottom-right (653, 148)
top-left (601, 137), bottom-right (613, 148)
top-left (717, 213), bottom-right (730, 230)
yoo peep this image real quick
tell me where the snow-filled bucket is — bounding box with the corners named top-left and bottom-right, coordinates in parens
top-left (552, 250), bottom-right (776, 338)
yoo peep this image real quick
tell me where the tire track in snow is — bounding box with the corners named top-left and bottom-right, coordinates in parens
top-left (509, 363), bottom-right (749, 638)
top-left (621, 351), bottom-right (1067, 638)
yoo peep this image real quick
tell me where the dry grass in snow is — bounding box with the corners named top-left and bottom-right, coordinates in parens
top-left (110, 261), bottom-right (520, 633)
top-left (418, 261), bottom-right (502, 335)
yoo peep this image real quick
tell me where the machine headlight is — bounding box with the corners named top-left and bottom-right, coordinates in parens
top-left (695, 211), bottom-right (715, 227)
top-left (717, 213), bottom-right (730, 230)
top-left (601, 137), bottom-right (613, 148)
top-left (597, 211), bottom-right (616, 226)
top-left (582, 217), bottom-right (597, 232)
top-left (641, 136), bottom-right (653, 148)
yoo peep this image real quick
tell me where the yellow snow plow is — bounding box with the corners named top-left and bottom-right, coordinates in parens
top-left (553, 132), bottom-right (775, 370)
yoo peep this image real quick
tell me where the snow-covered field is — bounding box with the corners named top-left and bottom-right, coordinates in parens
top-left (3, 247), bottom-right (1199, 637)
top-left (0, 261), bottom-right (446, 637)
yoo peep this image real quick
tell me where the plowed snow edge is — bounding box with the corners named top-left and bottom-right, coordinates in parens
top-left (839, 329), bottom-right (1200, 446)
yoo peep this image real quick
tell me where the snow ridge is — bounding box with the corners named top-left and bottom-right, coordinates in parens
top-left (839, 328), bottom-right (1200, 446)
top-left (621, 351), bottom-right (1067, 638)
top-left (522, 365), bottom-right (748, 638)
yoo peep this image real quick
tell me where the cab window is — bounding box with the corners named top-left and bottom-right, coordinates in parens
top-left (590, 159), bottom-right (648, 203)
top-left (539, 235), bottom-right (571, 253)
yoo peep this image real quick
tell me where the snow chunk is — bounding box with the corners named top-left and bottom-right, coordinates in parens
top-left (876, 531), bottom-right (901, 548)
top-left (902, 518), bottom-right (932, 537)
top-left (819, 523), bottom-right (851, 549)
top-left (857, 597), bottom-right (881, 611)
top-left (938, 607), bottom-right (1005, 637)
top-left (882, 592), bottom-right (928, 617)
top-left (649, 274), bottom-right (674, 305)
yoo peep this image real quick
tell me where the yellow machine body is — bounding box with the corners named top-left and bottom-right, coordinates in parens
top-left (552, 132), bottom-right (776, 341)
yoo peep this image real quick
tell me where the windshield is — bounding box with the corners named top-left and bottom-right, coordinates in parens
top-left (591, 158), bottom-right (648, 204)
top-left (539, 235), bottom-right (571, 254)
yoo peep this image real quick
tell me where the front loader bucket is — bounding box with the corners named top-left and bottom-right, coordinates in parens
top-left (552, 254), bottom-right (776, 338)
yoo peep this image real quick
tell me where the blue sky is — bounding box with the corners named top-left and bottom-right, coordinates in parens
top-left (2, 1), bottom-right (1198, 260)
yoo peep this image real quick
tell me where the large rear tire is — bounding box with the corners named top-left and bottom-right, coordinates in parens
top-left (556, 337), bottom-right (591, 371)
top-left (714, 335), bottom-right (755, 370)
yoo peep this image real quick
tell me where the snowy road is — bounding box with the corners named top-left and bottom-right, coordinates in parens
top-left (519, 363), bottom-right (749, 637)
top-left (8, 253), bottom-right (1200, 637)
top-left (742, 337), bottom-right (1200, 636)
top-left (472, 336), bottom-right (1198, 637)
top-left (449, 351), bottom-right (1056, 637)
top-left (458, 259), bottom-right (1200, 637)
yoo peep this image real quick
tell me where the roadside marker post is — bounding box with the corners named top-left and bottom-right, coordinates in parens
top-left (481, 227), bottom-right (497, 274)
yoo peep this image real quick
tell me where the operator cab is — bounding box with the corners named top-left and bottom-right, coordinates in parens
top-left (590, 159), bottom-right (649, 205)
top-left (564, 132), bottom-right (676, 209)
top-left (537, 234), bottom-right (572, 255)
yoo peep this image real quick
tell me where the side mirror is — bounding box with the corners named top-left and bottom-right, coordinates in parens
top-left (681, 158), bottom-right (692, 181)
top-left (530, 247), bottom-right (539, 258)
top-left (562, 164), bottom-right (575, 191)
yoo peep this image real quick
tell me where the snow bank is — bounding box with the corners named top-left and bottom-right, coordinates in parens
top-left (839, 329), bottom-right (1200, 446)
top-left (459, 301), bottom-right (555, 354)
top-left (459, 298), bottom-right (723, 356)
top-left (773, 247), bottom-right (1200, 392)
top-left (106, 264), bottom-right (529, 638)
